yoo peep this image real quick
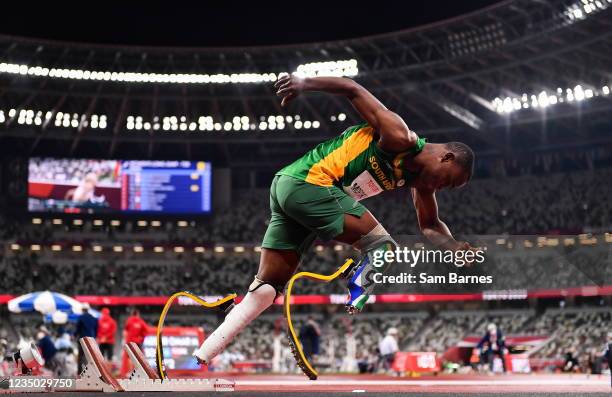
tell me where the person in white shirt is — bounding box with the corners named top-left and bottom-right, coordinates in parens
top-left (379, 327), bottom-right (399, 372)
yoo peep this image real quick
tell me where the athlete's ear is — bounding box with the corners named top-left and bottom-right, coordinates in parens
top-left (441, 152), bottom-right (455, 163)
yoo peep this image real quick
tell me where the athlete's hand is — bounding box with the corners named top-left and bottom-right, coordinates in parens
top-left (274, 74), bottom-right (305, 107)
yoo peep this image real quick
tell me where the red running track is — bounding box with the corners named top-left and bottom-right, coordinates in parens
top-left (229, 373), bottom-right (610, 393)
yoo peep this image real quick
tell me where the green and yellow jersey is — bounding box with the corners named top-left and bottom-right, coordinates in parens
top-left (278, 123), bottom-right (426, 201)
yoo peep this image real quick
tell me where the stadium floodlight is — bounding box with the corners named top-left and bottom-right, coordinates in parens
top-left (574, 85), bottom-right (585, 101)
top-left (13, 106), bottom-right (326, 133)
top-left (7, 108), bottom-right (107, 129)
top-left (492, 82), bottom-right (608, 113)
top-left (564, 0), bottom-right (609, 23)
top-left (0, 59), bottom-right (357, 85)
top-left (294, 59), bottom-right (358, 78)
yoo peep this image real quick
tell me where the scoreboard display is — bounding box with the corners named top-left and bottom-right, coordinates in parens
top-left (28, 158), bottom-right (212, 214)
top-left (142, 327), bottom-right (207, 375)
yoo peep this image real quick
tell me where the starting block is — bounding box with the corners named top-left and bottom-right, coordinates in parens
top-left (76, 337), bottom-right (234, 392)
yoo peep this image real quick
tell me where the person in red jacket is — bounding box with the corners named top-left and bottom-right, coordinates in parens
top-left (120, 308), bottom-right (150, 377)
top-left (96, 307), bottom-right (117, 361)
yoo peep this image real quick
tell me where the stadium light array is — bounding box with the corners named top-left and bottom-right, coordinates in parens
top-left (330, 113), bottom-right (348, 122)
top-left (3, 108), bottom-right (337, 132)
top-left (1, 108), bottom-right (107, 129)
top-left (564, 0), bottom-right (611, 23)
top-left (492, 83), bottom-right (611, 114)
top-left (126, 114), bottom-right (322, 132)
top-left (0, 59), bottom-right (358, 85)
top-left (448, 22), bottom-right (507, 57)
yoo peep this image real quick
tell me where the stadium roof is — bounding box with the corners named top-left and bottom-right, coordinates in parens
top-left (0, 0), bottom-right (611, 169)
top-left (0, 1), bottom-right (502, 47)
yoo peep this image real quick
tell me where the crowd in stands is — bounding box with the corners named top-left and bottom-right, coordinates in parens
top-left (4, 168), bottom-right (612, 245)
top-left (1, 167), bottom-right (611, 376)
top-left (1, 241), bottom-right (608, 296)
top-left (28, 158), bottom-right (119, 185)
top-left (526, 308), bottom-right (611, 364)
top-left (2, 306), bottom-right (609, 376)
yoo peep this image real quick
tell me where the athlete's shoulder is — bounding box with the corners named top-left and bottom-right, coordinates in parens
top-left (341, 122), bottom-right (372, 137)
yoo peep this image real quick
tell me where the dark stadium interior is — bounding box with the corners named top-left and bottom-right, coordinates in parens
top-left (0, 0), bottom-right (611, 395)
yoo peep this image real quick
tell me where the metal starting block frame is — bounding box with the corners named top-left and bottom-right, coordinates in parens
top-left (76, 337), bottom-right (234, 392)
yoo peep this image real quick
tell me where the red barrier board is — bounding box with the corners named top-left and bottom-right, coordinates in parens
top-left (2, 285), bottom-right (611, 306)
top-left (392, 352), bottom-right (440, 373)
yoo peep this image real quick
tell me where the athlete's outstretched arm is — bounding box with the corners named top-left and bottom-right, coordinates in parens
top-left (411, 187), bottom-right (473, 252)
top-left (275, 75), bottom-right (417, 152)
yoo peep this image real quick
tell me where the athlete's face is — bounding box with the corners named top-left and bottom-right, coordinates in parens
top-left (421, 153), bottom-right (470, 191)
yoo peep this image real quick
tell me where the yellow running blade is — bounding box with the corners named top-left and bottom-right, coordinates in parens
top-left (283, 259), bottom-right (354, 380)
top-left (156, 291), bottom-right (237, 380)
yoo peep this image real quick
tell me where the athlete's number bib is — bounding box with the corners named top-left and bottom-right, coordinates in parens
top-left (342, 170), bottom-right (384, 201)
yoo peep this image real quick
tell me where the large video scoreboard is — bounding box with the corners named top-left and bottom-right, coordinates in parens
top-left (28, 158), bottom-right (212, 214)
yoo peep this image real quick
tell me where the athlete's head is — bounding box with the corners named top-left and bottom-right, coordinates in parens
top-left (418, 141), bottom-right (474, 191)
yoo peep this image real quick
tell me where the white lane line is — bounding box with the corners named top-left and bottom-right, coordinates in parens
top-left (236, 379), bottom-right (608, 386)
